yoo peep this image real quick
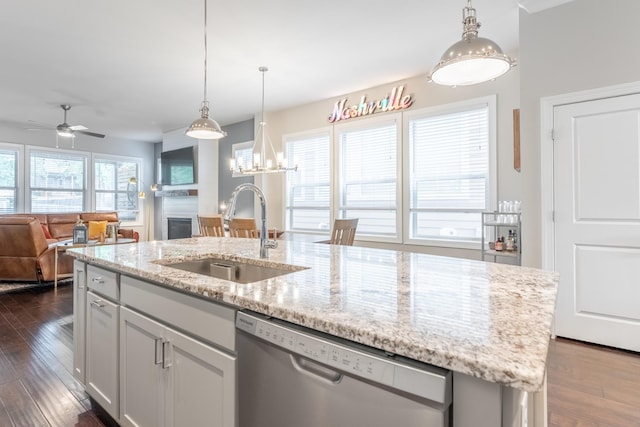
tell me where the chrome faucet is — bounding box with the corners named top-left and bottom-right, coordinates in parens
top-left (225, 183), bottom-right (278, 258)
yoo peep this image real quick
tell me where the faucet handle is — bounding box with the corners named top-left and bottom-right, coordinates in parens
top-left (264, 239), bottom-right (278, 249)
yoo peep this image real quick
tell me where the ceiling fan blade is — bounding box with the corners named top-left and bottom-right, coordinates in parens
top-left (69, 124), bottom-right (88, 131)
top-left (76, 130), bottom-right (105, 138)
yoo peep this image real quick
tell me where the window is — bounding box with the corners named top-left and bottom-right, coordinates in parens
top-left (338, 116), bottom-right (400, 241)
top-left (94, 156), bottom-right (141, 222)
top-left (29, 149), bottom-right (87, 213)
top-left (231, 141), bottom-right (254, 176)
top-left (407, 98), bottom-right (494, 244)
top-left (285, 132), bottom-right (331, 232)
top-left (0, 147), bottom-right (19, 214)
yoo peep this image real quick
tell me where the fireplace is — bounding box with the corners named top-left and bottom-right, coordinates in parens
top-left (167, 217), bottom-right (192, 240)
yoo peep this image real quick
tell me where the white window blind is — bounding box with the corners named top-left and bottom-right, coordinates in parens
top-left (234, 147), bottom-right (253, 172)
top-left (339, 121), bottom-right (398, 238)
top-left (0, 149), bottom-right (18, 214)
top-left (94, 158), bottom-right (140, 222)
top-left (408, 104), bottom-right (489, 242)
top-left (285, 133), bottom-right (331, 232)
top-left (29, 150), bottom-right (86, 213)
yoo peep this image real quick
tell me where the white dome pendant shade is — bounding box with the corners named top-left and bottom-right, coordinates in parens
top-left (428, 0), bottom-right (515, 87)
top-left (186, 0), bottom-right (226, 140)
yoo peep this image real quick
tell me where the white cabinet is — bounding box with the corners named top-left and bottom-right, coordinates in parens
top-left (164, 326), bottom-right (236, 427)
top-left (481, 212), bottom-right (521, 265)
top-left (119, 275), bottom-right (237, 427)
top-left (120, 307), bottom-right (236, 427)
top-left (120, 307), bottom-right (165, 427)
top-left (72, 260), bottom-right (87, 383)
top-left (86, 290), bottom-right (119, 420)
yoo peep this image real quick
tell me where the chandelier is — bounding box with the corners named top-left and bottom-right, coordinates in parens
top-left (230, 66), bottom-right (297, 175)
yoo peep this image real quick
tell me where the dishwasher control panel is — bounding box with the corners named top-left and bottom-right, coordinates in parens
top-left (236, 311), bottom-right (451, 405)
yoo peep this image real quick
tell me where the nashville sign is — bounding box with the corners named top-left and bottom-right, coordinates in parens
top-left (327, 85), bottom-right (413, 123)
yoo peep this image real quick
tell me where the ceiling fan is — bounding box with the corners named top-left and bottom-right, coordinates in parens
top-left (54, 104), bottom-right (105, 139)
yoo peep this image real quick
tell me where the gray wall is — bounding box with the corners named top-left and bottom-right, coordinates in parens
top-left (520, 0), bottom-right (640, 267)
top-left (218, 119), bottom-right (255, 218)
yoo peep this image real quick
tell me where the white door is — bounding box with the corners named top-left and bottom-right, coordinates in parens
top-left (164, 327), bottom-right (236, 427)
top-left (120, 307), bottom-right (165, 427)
top-left (554, 93), bottom-right (640, 352)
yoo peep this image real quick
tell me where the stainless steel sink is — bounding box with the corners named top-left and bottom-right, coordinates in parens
top-left (165, 257), bottom-right (306, 284)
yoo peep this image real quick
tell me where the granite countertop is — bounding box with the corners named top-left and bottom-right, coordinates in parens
top-left (69, 237), bottom-right (558, 392)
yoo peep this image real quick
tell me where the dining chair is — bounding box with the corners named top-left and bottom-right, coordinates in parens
top-left (197, 215), bottom-right (226, 237)
top-left (228, 218), bottom-right (259, 238)
top-left (328, 218), bottom-right (359, 246)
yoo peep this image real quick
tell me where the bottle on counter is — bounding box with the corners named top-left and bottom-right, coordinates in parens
top-left (506, 230), bottom-right (515, 252)
top-left (495, 236), bottom-right (504, 252)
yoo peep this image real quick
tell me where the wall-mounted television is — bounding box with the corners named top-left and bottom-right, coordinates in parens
top-left (160, 146), bottom-right (196, 185)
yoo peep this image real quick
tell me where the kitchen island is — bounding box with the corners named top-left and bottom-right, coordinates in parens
top-left (69, 237), bottom-right (558, 427)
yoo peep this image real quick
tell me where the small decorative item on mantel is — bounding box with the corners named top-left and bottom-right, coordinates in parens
top-left (73, 216), bottom-right (88, 244)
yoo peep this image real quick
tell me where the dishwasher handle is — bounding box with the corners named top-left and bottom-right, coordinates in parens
top-left (289, 354), bottom-right (343, 385)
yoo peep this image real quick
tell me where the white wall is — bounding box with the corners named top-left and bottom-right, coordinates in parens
top-left (265, 69), bottom-right (520, 258)
top-left (520, 0), bottom-right (640, 267)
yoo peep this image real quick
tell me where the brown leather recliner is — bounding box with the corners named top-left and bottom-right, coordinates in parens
top-left (0, 216), bottom-right (73, 282)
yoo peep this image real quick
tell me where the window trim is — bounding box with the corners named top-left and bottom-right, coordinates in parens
top-left (334, 113), bottom-right (403, 244)
top-left (231, 141), bottom-right (254, 178)
top-left (283, 127), bottom-right (333, 235)
top-left (0, 142), bottom-right (23, 213)
top-left (92, 153), bottom-right (144, 226)
top-left (25, 145), bottom-right (89, 213)
top-left (401, 95), bottom-right (497, 249)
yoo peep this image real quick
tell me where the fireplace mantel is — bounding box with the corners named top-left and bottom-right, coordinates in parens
top-left (156, 189), bottom-right (198, 197)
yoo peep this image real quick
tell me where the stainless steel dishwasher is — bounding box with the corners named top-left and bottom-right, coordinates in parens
top-left (236, 311), bottom-right (452, 427)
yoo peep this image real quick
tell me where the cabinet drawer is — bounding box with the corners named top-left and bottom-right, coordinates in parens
top-left (87, 265), bottom-right (119, 300)
top-left (120, 275), bottom-right (236, 353)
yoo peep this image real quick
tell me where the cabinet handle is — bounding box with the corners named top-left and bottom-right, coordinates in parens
top-left (76, 269), bottom-right (85, 289)
top-left (90, 299), bottom-right (105, 308)
top-left (162, 341), bottom-right (172, 369)
top-left (91, 276), bottom-right (105, 284)
top-left (154, 338), bottom-right (163, 365)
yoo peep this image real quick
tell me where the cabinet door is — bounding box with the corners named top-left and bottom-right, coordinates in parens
top-left (164, 328), bottom-right (236, 427)
top-left (86, 291), bottom-right (119, 421)
top-left (72, 260), bottom-right (86, 383)
top-left (120, 307), bottom-right (165, 427)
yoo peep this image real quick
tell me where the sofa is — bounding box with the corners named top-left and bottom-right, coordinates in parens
top-left (0, 212), bottom-right (139, 282)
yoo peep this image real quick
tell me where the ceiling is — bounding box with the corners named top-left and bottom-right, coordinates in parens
top-left (0, 0), bottom-right (523, 143)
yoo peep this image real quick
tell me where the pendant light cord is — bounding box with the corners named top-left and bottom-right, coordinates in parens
top-left (260, 67), bottom-right (266, 124)
top-left (203, 0), bottom-right (208, 103)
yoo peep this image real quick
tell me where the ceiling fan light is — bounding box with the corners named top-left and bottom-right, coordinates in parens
top-left (56, 127), bottom-right (75, 138)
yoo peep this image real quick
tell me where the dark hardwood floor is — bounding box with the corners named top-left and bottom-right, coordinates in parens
top-left (0, 284), bottom-right (638, 427)
top-left (0, 284), bottom-right (104, 426)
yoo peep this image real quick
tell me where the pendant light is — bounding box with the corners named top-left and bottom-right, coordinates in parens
top-left (186, 0), bottom-right (226, 139)
top-left (230, 66), bottom-right (297, 175)
top-left (428, 0), bottom-right (515, 87)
